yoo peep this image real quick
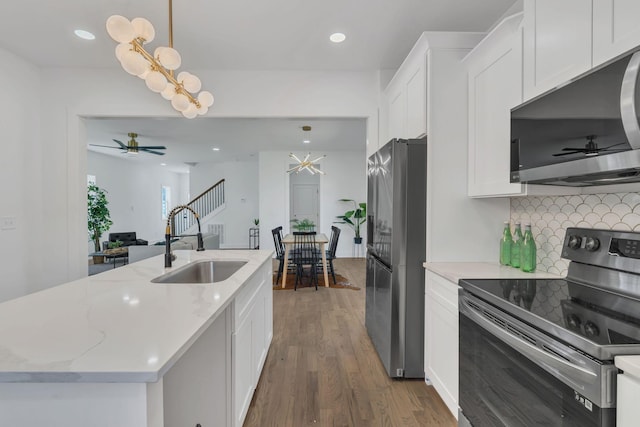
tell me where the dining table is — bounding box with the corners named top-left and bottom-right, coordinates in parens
top-left (281, 232), bottom-right (329, 288)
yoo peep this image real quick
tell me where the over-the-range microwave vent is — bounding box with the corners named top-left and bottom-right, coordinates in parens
top-left (511, 48), bottom-right (640, 186)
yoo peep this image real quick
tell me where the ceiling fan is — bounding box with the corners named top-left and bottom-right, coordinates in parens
top-left (90, 132), bottom-right (167, 156)
top-left (552, 135), bottom-right (626, 157)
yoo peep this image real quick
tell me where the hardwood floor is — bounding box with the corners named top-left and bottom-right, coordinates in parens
top-left (244, 258), bottom-right (456, 427)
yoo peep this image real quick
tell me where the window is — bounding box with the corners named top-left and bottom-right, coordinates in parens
top-left (161, 186), bottom-right (171, 220)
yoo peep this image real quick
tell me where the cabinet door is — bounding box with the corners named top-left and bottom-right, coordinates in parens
top-left (424, 272), bottom-right (459, 419)
top-left (617, 374), bottom-right (640, 426)
top-left (523, 0), bottom-right (592, 100)
top-left (468, 23), bottom-right (525, 197)
top-left (593, 0), bottom-right (640, 67)
top-left (233, 313), bottom-right (254, 427)
top-left (252, 290), bottom-right (266, 384)
top-left (406, 55), bottom-right (427, 138)
top-left (387, 83), bottom-right (406, 138)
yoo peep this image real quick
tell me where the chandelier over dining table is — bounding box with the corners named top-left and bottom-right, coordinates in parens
top-left (105, 0), bottom-right (214, 118)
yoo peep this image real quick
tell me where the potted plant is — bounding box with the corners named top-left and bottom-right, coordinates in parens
top-left (335, 199), bottom-right (367, 244)
top-left (290, 218), bottom-right (315, 232)
top-left (88, 184), bottom-right (113, 264)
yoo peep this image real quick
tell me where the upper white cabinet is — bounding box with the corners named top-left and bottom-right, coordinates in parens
top-left (467, 14), bottom-right (526, 197)
top-left (523, 0), bottom-right (592, 100)
top-left (593, 0), bottom-right (640, 66)
top-left (382, 35), bottom-right (428, 141)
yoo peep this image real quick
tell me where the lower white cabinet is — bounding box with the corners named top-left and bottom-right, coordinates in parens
top-left (232, 261), bottom-right (272, 427)
top-left (616, 361), bottom-right (640, 427)
top-left (424, 271), bottom-right (459, 419)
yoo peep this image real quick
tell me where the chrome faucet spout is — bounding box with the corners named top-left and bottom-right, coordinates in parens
top-left (164, 205), bottom-right (205, 268)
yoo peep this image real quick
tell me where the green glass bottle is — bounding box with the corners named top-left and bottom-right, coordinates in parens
top-left (520, 223), bottom-right (537, 272)
top-left (510, 222), bottom-right (523, 269)
top-left (499, 221), bottom-right (512, 266)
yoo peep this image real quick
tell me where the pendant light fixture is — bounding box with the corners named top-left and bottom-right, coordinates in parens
top-left (287, 153), bottom-right (326, 175)
top-left (105, 0), bottom-right (214, 118)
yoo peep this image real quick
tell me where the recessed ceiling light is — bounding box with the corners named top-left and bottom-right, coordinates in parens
top-left (212, 147), bottom-right (220, 151)
top-left (74, 29), bottom-right (95, 40)
top-left (160, 163), bottom-right (167, 166)
top-left (303, 140), bottom-right (311, 144)
top-left (329, 32), bottom-right (346, 43)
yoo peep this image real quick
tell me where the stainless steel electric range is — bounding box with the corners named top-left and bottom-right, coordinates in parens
top-left (458, 227), bottom-right (640, 427)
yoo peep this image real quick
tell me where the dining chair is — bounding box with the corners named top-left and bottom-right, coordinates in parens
top-left (326, 226), bottom-right (341, 284)
top-left (292, 231), bottom-right (319, 290)
top-left (271, 226), bottom-right (286, 284)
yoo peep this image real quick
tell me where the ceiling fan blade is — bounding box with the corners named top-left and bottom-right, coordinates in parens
top-left (553, 151), bottom-right (583, 157)
top-left (600, 148), bottom-right (627, 153)
top-left (137, 145), bottom-right (166, 150)
top-left (139, 148), bottom-right (165, 156)
top-left (561, 147), bottom-right (588, 151)
top-left (600, 142), bottom-right (627, 150)
top-left (112, 139), bottom-right (128, 149)
top-left (89, 144), bottom-right (124, 149)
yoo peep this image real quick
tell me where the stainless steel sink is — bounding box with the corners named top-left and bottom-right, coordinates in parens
top-left (151, 260), bottom-right (247, 284)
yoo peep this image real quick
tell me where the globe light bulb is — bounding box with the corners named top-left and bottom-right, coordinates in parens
top-left (156, 47), bottom-right (181, 70)
top-left (182, 104), bottom-right (198, 119)
top-left (161, 84), bottom-right (176, 100)
top-left (120, 50), bottom-right (148, 76)
top-left (198, 91), bottom-right (214, 107)
top-left (183, 74), bottom-right (202, 93)
top-left (145, 71), bottom-right (167, 92)
top-left (131, 17), bottom-right (155, 43)
top-left (115, 43), bottom-right (131, 61)
top-left (106, 15), bottom-right (135, 43)
top-left (197, 105), bottom-right (209, 115)
top-left (171, 93), bottom-right (190, 112)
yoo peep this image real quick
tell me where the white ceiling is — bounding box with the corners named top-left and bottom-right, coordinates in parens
top-left (4, 0), bottom-right (516, 173)
top-left (0, 0), bottom-right (516, 70)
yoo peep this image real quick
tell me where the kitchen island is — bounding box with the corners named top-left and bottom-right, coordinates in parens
top-left (0, 249), bottom-right (273, 427)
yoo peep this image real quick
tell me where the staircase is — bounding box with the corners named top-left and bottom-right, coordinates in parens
top-left (171, 179), bottom-right (225, 236)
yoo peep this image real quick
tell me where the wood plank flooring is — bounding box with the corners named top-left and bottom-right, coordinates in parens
top-left (244, 258), bottom-right (456, 427)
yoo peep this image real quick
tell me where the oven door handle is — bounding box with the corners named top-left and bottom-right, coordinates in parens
top-left (460, 296), bottom-right (598, 387)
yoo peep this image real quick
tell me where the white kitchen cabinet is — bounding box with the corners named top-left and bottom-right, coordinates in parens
top-left (593, 0), bottom-right (640, 67)
top-left (466, 13), bottom-right (526, 198)
top-left (382, 35), bottom-right (428, 141)
top-left (232, 261), bottom-right (272, 427)
top-left (424, 270), bottom-right (459, 419)
top-left (617, 373), bottom-right (640, 427)
top-left (523, 0), bottom-right (592, 100)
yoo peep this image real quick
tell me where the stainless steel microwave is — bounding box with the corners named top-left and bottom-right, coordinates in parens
top-left (511, 50), bottom-right (640, 186)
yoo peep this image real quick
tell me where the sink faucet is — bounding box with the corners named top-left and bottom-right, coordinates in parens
top-left (165, 205), bottom-right (205, 267)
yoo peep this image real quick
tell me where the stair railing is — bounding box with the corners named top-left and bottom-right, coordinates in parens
top-left (171, 179), bottom-right (225, 236)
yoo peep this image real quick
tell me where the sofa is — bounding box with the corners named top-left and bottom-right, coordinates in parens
top-left (128, 233), bottom-right (220, 264)
top-left (102, 232), bottom-right (148, 250)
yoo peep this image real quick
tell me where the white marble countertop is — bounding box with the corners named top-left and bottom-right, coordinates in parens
top-left (423, 262), bottom-right (562, 284)
top-left (0, 249), bottom-right (273, 383)
top-left (616, 356), bottom-right (640, 379)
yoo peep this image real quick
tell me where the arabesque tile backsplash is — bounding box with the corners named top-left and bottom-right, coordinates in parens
top-left (510, 192), bottom-right (640, 275)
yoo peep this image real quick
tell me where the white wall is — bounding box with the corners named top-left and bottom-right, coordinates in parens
top-left (87, 151), bottom-right (189, 249)
top-left (0, 61), bottom-right (379, 298)
top-left (189, 160), bottom-right (259, 248)
top-left (259, 150), bottom-right (366, 258)
top-left (0, 47), bottom-right (42, 302)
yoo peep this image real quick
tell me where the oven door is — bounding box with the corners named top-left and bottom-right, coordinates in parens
top-left (459, 291), bottom-right (617, 427)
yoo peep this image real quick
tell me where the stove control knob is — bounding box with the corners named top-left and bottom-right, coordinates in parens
top-left (568, 235), bottom-right (582, 249)
top-left (584, 321), bottom-right (600, 337)
top-left (566, 314), bottom-right (581, 329)
top-left (585, 237), bottom-right (600, 252)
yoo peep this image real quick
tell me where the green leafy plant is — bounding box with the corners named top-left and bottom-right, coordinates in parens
top-left (107, 240), bottom-right (123, 249)
top-left (290, 218), bottom-right (315, 232)
top-left (88, 184), bottom-right (113, 253)
top-left (334, 199), bottom-right (367, 241)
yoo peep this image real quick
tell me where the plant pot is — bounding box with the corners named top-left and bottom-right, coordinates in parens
top-left (354, 237), bottom-right (363, 244)
top-left (92, 255), bottom-right (105, 265)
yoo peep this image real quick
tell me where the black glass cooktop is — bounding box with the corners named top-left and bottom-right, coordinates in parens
top-left (460, 278), bottom-right (640, 346)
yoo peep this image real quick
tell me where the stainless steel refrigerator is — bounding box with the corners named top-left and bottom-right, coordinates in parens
top-left (365, 138), bottom-right (426, 378)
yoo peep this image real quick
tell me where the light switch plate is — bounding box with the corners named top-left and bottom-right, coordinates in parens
top-left (1, 217), bottom-right (16, 230)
